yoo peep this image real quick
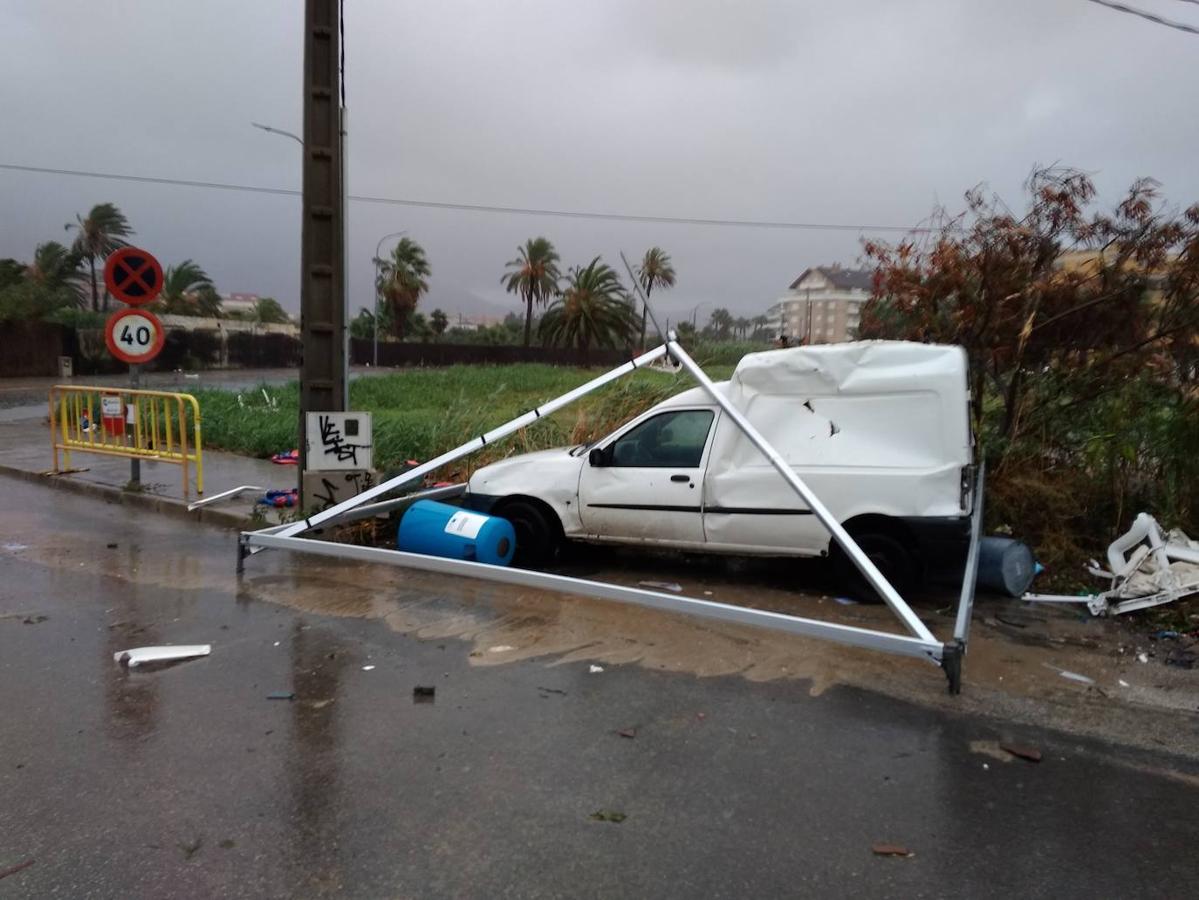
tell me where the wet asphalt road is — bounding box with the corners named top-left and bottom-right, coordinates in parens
top-left (1, 478), bottom-right (1197, 898)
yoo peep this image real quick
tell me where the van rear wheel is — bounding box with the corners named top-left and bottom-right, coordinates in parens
top-left (830, 532), bottom-right (918, 602)
top-left (495, 499), bottom-right (560, 568)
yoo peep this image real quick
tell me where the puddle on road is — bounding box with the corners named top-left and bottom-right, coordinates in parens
top-left (4, 503), bottom-right (1198, 742)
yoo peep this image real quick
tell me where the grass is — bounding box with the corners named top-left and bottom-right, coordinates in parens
top-left (194, 363), bottom-right (735, 478)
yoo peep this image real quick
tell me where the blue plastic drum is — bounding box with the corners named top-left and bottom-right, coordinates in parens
top-left (397, 500), bottom-right (516, 567)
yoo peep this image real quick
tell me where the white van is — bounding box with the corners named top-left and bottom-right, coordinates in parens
top-left (463, 341), bottom-right (975, 594)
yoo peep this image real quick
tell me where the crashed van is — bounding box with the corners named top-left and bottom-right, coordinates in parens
top-left (463, 341), bottom-right (975, 593)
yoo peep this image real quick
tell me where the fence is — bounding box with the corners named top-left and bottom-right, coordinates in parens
top-left (49, 385), bottom-right (204, 498)
top-left (0, 321), bottom-right (72, 376)
top-left (351, 339), bottom-right (629, 368)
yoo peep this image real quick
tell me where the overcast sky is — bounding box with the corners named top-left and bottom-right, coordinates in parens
top-left (2, 0), bottom-right (1197, 323)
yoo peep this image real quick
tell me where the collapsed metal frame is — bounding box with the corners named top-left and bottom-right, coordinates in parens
top-left (239, 336), bottom-right (984, 693)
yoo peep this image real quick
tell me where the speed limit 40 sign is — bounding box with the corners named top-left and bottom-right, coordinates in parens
top-left (105, 307), bottom-right (165, 365)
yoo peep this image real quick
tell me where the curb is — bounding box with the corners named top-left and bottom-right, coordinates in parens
top-left (0, 463), bottom-right (256, 531)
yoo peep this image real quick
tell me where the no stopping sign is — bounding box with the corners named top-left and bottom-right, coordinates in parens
top-left (105, 308), bottom-right (165, 365)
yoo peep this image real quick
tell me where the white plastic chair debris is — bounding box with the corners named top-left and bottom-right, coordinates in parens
top-left (114, 645), bottom-right (212, 667)
top-left (1025, 513), bottom-right (1199, 616)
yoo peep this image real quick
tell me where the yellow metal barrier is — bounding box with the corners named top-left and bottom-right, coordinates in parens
top-left (49, 385), bottom-right (204, 498)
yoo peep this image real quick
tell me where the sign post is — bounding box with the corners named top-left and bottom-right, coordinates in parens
top-left (103, 247), bottom-right (165, 489)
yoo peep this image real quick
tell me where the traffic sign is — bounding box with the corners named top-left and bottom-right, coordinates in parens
top-left (105, 308), bottom-right (165, 365)
top-left (104, 247), bottom-right (163, 306)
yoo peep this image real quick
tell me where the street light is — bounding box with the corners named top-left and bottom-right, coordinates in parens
top-left (251, 121), bottom-right (303, 147)
top-left (373, 231), bottom-right (406, 367)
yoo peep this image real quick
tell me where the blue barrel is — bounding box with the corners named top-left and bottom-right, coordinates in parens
top-left (397, 500), bottom-right (516, 567)
top-left (976, 537), bottom-right (1036, 597)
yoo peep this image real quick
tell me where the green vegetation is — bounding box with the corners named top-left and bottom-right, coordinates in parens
top-left (502, 237), bottom-right (562, 347)
top-left (539, 257), bottom-right (638, 357)
top-left (862, 167), bottom-right (1199, 581)
top-left (66, 202), bottom-right (133, 312)
top-left (195, 362), bottom-right (737, 476)
top-left (635, 247), bottom-right (676, 349)
top-left (374, 238), bottom-right (431, 340)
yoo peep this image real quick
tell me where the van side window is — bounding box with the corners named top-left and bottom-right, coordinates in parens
top-left (610, 410), bottom-right (715, 468)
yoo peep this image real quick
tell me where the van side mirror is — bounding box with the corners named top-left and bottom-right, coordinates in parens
top-left (588, 447), bottom-right (606, 467)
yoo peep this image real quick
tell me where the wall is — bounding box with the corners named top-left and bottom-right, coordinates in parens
top-left (351, 339), bottom-right (629, 368)
top-left (0, 320), bottom-right (71, 376)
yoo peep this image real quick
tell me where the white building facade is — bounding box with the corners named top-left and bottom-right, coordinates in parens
top-left (765, 265), bottom-right (873, 344)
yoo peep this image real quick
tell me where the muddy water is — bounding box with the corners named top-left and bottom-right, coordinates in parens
top-left (3, 499), bottom-right (1197, 757)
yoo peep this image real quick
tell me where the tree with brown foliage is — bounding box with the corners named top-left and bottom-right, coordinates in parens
top-left (861, 167), bottom-right (1199, 453)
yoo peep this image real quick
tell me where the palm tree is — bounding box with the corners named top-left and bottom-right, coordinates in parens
top-left (502, 237), bottom-right (561, 347)
top-left (157, 260), bottom-right (213, 315)
top-left (66, 203), bottom-right (133, 312)
top-left (194, 285), bottom-right (224, 318)
top-left (734, 317), bottom-right (750, 340)
top-left (636, 247), bottom-right (676, 349)
top-left (539, 257), bottom-right (637, 362)
top-left (430, 308), bottom-right (449, 340)
top-left (374, 238), bottom-right (431, 341)
top-left (751, 315), bottom-right (769, 341)
top-left (25, 241), bottom-right (83, 298)
top-left (706, 307), bottom-right (734, 339)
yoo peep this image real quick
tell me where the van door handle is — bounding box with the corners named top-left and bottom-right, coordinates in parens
top-left (670, 474), bottom-right (689, 483)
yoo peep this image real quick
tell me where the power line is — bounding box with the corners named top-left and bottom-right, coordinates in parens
top-left (1082, 0), bottom-right (1199, 34)
top-left (0, 161), bottom-right (924, 234)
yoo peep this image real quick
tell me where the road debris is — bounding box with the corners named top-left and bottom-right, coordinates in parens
top-left (638, 581), bottom-right (682, 592)
top-left (871, 844), bottom-right (914, 858)
top-left (413, 685), bottom-right (436, 703)
top-left (537, 686), bottom-right (567, 696)
top-left (1118, 679), bottom-right (1131, 687)
top-left (362, 665), bottom-right (376, 671)
top-left (22, 615), bottom-right (48, 625)
top-left (114, 644), bottom-right (211, 668)
top-left (0, 859), bottom-right (36, 881)
top-left (1041, 663), bottom-right (1094, 684)
top-left (1137, 652), bottom-right (1149, 664)
top-left (589, 664), bottom-right (604, 674)
top-left (1024, 513), bottom-right (1199, 616)
top-left (834, 597), bottom-right (858, 606)
top-left (999, 742), bottom-right (1042, 763)
top-left (590, 810), bottom-right (627, 823)
top-left (488, 645), bottom-right (515, 653)
top-left (267, 692), bottom-right (295, 701)
top-left (617, 727), bottom-right (637, 739)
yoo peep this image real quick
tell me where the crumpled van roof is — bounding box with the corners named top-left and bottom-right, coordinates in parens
top-left (659, 341), bottom-right (966, 409)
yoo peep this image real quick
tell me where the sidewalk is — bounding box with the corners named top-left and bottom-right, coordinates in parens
top-left (0, 407), bottom-right (295, 527)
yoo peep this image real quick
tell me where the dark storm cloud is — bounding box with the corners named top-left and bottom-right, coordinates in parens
top-left (1, 0), bottom-right (1197, 324)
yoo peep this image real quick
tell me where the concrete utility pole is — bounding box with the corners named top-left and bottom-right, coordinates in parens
top-left (298, 0), bottom-right (346, 490)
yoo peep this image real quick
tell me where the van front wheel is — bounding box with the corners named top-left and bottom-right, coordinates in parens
top-left (830, 532), bottom-right (918, 602)
top-left (494, 499), bottom-right (560, 568)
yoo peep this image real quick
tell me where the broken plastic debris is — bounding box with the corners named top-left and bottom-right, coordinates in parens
top-left (1041, 663), bottom-right (1094, 684)
top-left (1137, 652), bottom-right (1149, 664)
top-left (617, 727), bottom-right (637, 739)
top-left (488, 645), bottom-right (515, 653)
top-left (871, 844), bottom-right (913, 858)
top-left (638, 581), bottom-right (683, 592)
top-left (362, 665), bottom-right (376, 671)
top-left (267, 692), bottom-right (295, 701)
top-left (114, 644), bottom-right (211, 668)
top-left (999, 742), bottom-right (1042, 763)
top-left (1118, 679), bottom-right (1131, 687)
top-left (834, 597), bottom-right (858, 606)
top-left (590, 809), bottom-right (627, 823)
top-left (589, 664), bottom-right (605, 674)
